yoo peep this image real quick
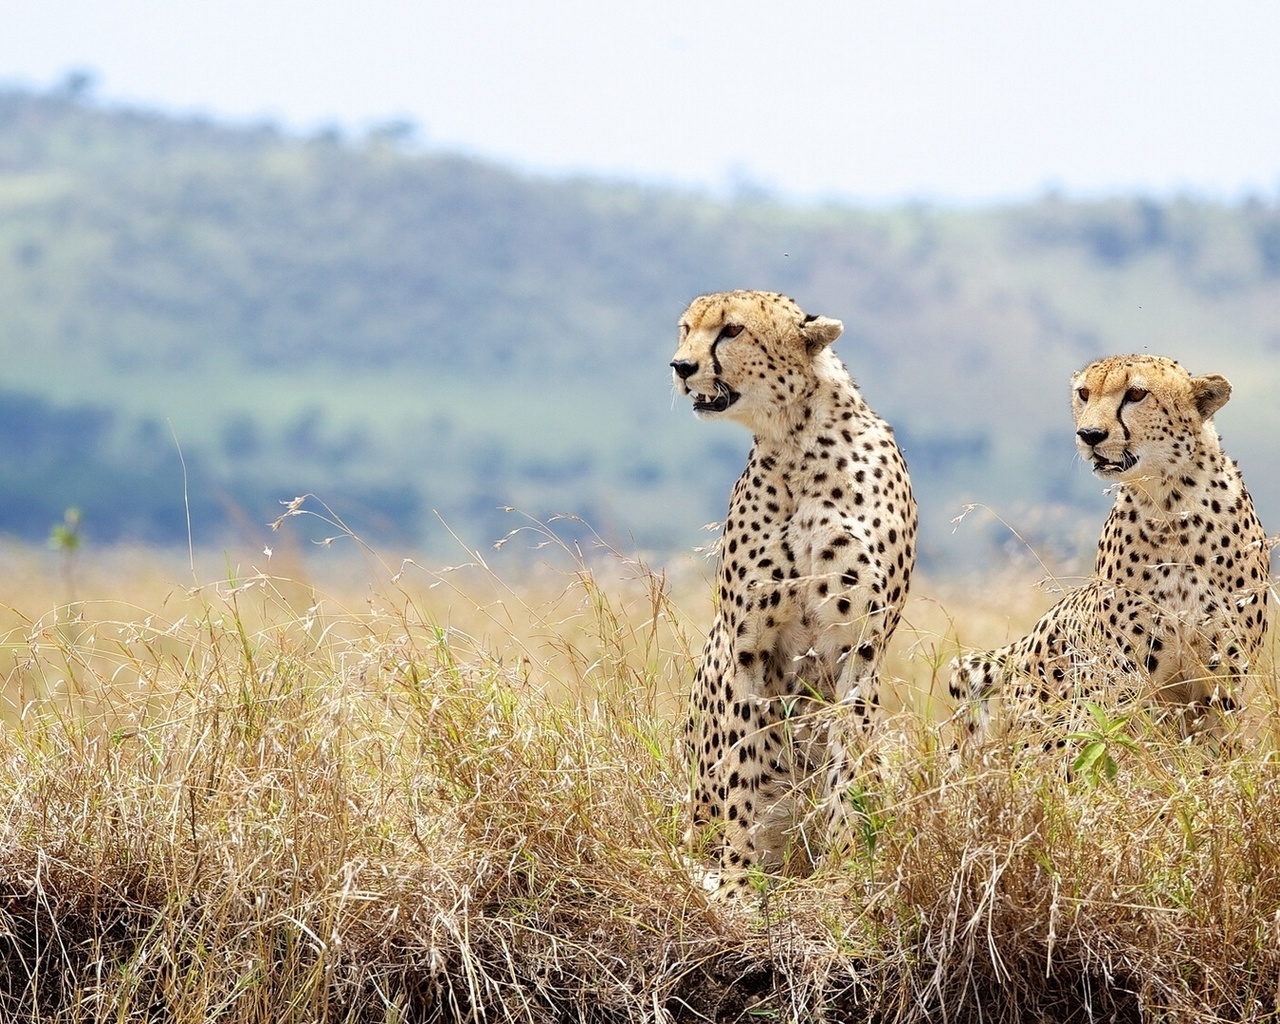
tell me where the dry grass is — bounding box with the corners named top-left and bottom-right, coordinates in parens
top-left (2, 513), bottom-right (1280, 1023)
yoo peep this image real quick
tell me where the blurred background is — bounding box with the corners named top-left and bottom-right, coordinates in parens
top-left (2, 0), bottom-right (1279, 578)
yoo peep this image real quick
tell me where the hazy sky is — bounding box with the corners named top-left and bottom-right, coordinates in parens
top-left (3, 0), bottom-right (1279, 204)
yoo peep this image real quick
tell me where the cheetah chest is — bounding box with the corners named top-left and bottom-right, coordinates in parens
top-left (1096, 508), bottom-right (1269, 684)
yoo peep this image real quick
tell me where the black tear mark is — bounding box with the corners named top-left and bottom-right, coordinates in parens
top-left (1116, 389), bottom-right (1142, 441)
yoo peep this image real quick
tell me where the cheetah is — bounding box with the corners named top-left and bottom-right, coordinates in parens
top-left (950, 354), bottom-right (1271, 744)
top-left (671, 290), bottom-right (917, 882)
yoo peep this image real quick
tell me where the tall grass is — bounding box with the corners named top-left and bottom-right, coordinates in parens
top-left (1, 518), bottom-right (1279, 1022)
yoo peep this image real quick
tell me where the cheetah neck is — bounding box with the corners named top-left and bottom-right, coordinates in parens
top-left (752, 355), bottom-right (872, 446)
top-left (1117, 433), bottom-right (1239, 520)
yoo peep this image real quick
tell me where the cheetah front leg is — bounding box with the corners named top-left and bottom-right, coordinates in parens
top-left (712, 581), bottom-right (813, 882)
top-left (1144, 616), bottom-right (1252, 746)
top-left (799, 527), bottom-right (902, 851)
top-left (819, 610), bottom-right (896, 845)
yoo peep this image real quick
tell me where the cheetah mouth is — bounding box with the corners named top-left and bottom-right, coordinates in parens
top-left (690, 387), bottom-right (740, 414)
top-left (1091, 450), bottom-right (1139, 475)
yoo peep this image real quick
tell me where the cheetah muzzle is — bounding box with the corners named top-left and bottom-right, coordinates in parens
top-left (1086, 448), bottom-right (1139, 476)
top-left (689, 382), bottom-right (740, 415)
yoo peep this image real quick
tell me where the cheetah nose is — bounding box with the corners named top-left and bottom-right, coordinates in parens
top-left (1077, 427), bottom-right (1109, 446)
top-left (671, 359), bottom-right (698, 381)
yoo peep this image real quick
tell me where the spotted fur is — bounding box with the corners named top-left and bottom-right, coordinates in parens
top-left (950, 354), bottom-right (1271, 743)
top-left (671, 290), bottom-right (917, 883)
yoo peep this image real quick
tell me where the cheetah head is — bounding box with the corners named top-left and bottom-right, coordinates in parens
top-left (1070, 354), bottom-right (1231, 484)
top-left (670, 290), bottom-right (843, 434)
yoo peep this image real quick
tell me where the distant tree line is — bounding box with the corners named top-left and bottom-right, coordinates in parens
top-left (1, 85), bottom-right (1278, 569)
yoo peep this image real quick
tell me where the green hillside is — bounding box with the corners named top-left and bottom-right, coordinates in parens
top-left (3, 86), bottom-right (1280, 571)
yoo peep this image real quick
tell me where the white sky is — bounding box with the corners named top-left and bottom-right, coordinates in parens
top-left (2, 0), bottom-right (1279, 204)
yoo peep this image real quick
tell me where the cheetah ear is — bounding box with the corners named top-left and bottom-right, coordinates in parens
top-left (799, 314), bottom-right (843, 352)
top-left (1191, 374), bottom-right (1231, 420)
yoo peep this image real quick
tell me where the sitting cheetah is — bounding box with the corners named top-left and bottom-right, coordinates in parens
top-left (671, 290), bottom-right (917, 882)
top-left (950, 354), bottom-right (1271, 743)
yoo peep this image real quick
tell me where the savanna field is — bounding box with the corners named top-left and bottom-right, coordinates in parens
top-left (6, 88), bottom-right (1280, 1023)
top-left (2, 504), bottom-right (1279, 1024)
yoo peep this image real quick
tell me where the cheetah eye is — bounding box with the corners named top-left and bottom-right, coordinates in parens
top-left (1076, 387), bottom-right (1090, 402)
top-left (718, 324), bottom-right (744, 341)
top-left (1125, 387), bottom-right (1149, 403)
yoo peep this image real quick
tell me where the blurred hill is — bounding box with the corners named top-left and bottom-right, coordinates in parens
top-left (2, 85), bottom-right (1280, 573)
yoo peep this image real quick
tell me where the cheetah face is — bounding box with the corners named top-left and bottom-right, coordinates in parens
top-left (672, 314), bottom-right (744, 417)
top-left (671, 290), bottom-right (842, 434)
top-left (1070, 355), bottom-right (1231, 483)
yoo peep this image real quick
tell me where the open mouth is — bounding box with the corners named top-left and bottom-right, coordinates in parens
top-left (1091, 450), bottom-right (1138, 475)
top-left (691, 387), bottom-right (740, 414)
